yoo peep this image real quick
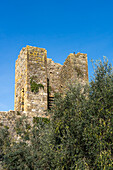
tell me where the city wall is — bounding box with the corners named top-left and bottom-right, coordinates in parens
top-left (0, 45), bottom-right (88, 140)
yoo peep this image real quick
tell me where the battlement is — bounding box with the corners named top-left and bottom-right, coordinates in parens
top-left (14, 45), bottom-right (88, 116)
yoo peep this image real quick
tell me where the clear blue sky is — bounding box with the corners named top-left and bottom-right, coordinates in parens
top-left (0, 0), bottom-right (113, 111)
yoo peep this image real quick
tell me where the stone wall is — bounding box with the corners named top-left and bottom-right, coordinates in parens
top-left (47, 58), bottom-right (62, 95)
top-left (0, 111), bottom-right (30, 140)
top-left (0, 110), bottom-right (38, 169)
top-left (14, 45), bottom-right (88, 116)
top-left (26, 46), bottom-right (47, 116)
top-left (14, 47), bottom-right (27, 111)
top-left (0, 109), bottom-right (49, 144)
top-left (15, 46), bottom-right (48, 117)
top-left (60, 53), bottom-right (88, 93)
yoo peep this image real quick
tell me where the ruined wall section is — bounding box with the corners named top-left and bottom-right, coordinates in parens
top-left (26, 46), bottom-right (47, 116)
top-left (68, 53), bottom-right (88, 83)
top-left (60, 54), bottom-right (73, 93)
top-left (0, 111), bottom-right (32, 140)
top-left (14, 47), bottom-right (28, 111)
top-left (15, 46), bottom-right (88, 116)
top-left (47, 58), bottom-right (62, 96)
top-left (60, 53), bottom-right (88, 93)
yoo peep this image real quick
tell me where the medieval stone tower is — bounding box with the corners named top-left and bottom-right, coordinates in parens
top-left (14, 45), bottom-right (88, 116)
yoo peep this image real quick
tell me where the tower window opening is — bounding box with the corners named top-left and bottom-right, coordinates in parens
top-left (21, 88), bottom-right (24, 111)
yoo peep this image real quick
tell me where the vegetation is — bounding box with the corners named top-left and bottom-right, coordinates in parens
top-left (30, 76), bottom-right (44, 93)
top-left (0, 59), bottom-right (113, 169)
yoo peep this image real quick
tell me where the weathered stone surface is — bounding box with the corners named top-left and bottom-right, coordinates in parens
top-left (14, 45), bottom-right (88, 116)
top-left (60, 53), bottom-right (88, 92)
top-left (15, 46), bottom-right (47, 115)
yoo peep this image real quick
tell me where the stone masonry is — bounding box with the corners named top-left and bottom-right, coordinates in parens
top-left (14, 45), bottom-right (88, 116)
top-left (0, 45), bottom-right (88, 168)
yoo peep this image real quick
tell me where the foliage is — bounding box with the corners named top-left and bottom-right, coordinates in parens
top-left (14, 116), bottom-right (31, 141)
top-left (3, 142), bottom-right (34, 170)
top-left (17, 111), bottom-right (21, 115)
top-left (33, 116), bottom-right (50, 125)
top-left (30, 77), bottom-right (44, 93)
top-left (1, 59), bottom-right (113, 169)
top-left (0, 126), bottom-right (10, 166)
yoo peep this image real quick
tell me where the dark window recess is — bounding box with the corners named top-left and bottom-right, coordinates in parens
top-left (21, 88), bottom-right (24, 111)
top-left (47, 78), bottom-right (54, 110)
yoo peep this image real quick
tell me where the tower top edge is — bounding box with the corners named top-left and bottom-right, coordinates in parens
top-left (68, 52), bottom-right (87, 57)
top-left (26, 45), bottom-right (47, 51)
top-left (20, 45), bottom-right (47, 53)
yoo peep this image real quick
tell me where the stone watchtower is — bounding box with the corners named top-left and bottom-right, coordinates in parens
top-left (14, 46), bottom-right (48, 116)
top-left (14, 45), bottom-right (88, 116)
